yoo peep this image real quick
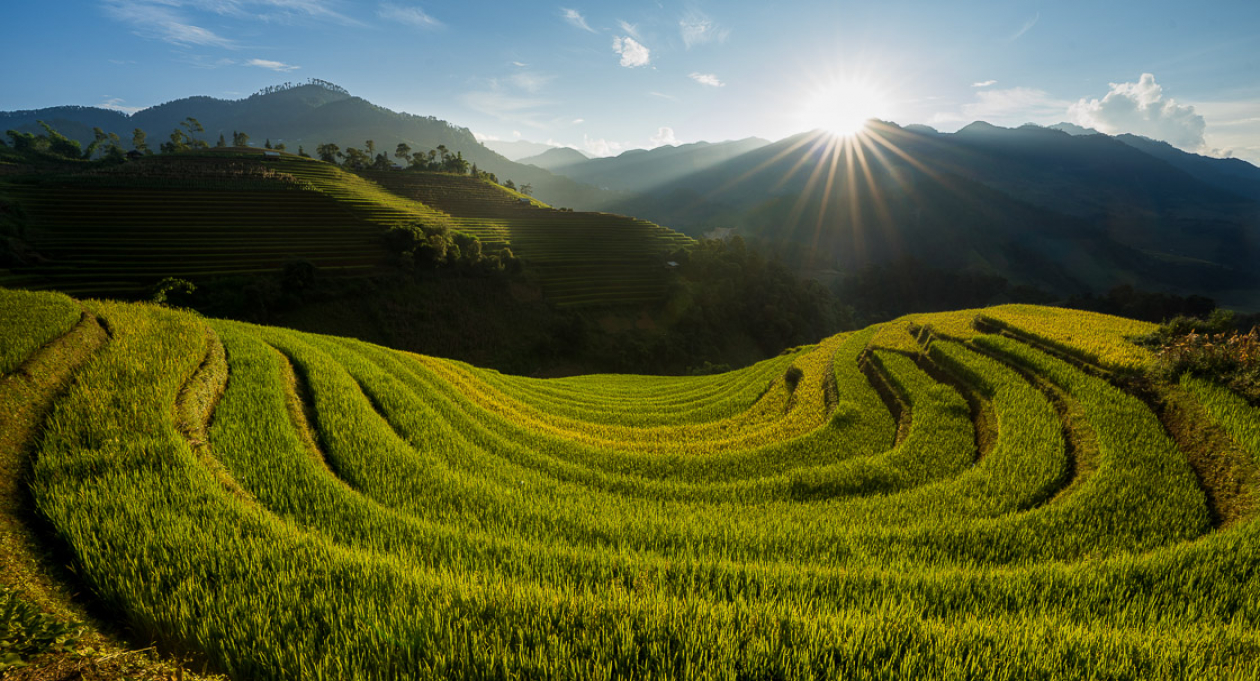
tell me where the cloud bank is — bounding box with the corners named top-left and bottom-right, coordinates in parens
top-left (1070, 73), bottom-right (1207, 150)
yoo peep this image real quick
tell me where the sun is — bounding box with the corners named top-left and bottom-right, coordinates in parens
top-left (798, 78), bottom-right (890, 137)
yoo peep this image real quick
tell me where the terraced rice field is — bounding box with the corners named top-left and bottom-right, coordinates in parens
top-left (363, 171), bottom-right (694, 307)
top-left (3, 291), bottom-right (1259, 679)
top-left (0, 154), bottom-right (693, 308)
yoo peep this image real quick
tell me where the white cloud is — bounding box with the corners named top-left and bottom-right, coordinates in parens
top-left (99, 97), bottom-right (145, 114)
top-left (649, 91), bottom-right (678, 101)
top-left (617, 20), bottom-right (640, 39)
top-left (612, 36), bottom-right (650, 67)
top-left (972, 80), bottom-right (997, 88)
top-left (377, 3), bottom-right (442, 29)
top-left (561, 7), bottom-right (595, 32)
top-left (246, 58), bottom-right (300, 72)
top-left (572, 118), bottom-right (585, 124)
top-left (679, 10), bottom-right (728, 48)
top-left (649, 126), bottom-right (677, 148)
top-left (1069, 73), bottom-right (1207, 151)
top-left (689, 72), bottom-right (723, 87)
top-left (512, 61), bottom-right (528, 67)
top-left (583, 134), bottom-right (626, 157)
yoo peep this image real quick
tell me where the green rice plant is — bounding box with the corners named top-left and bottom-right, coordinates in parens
top-left (971, 334), bottom-right (1211, 555)
top-left (15, 296), bottom-right (1260, 680)
top-left (977, 304), bottom-right (1157, 372)
top-left (1181, 375), bottom-right (1260, 461)
top-left (0, 288), bottom-right (81, 376)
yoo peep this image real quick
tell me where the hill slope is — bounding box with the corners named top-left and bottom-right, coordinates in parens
top-left (4, 287), bottom-right (1259, 678)
top-left (0, 149), bottom-right (692, 308)
top-left (0, 81), bottom-right (615, 211)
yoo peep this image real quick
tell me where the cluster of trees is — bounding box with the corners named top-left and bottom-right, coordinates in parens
top-left (668, 237), bottom-right (849, 359)
top-left (251, 79), bottom-right (348, 98)
top-left (383, 222), bottom-right (522, 276)
top-left (5, 121), bottom-right (127, 161)
top-left (314, 140), bottom-right (477, 174)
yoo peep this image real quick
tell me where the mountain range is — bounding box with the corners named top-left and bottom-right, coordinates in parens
top-left (6, 81), bottom-right (1258, 309)
top-left (530, 122), bottom-right (1260, 309)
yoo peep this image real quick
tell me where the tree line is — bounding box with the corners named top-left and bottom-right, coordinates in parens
top-left (4, 119), bottom-right (529, 193)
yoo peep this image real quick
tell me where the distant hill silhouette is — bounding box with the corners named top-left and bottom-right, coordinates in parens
top-left (482, 139), bottom-right (569, 161)
top-left (519, 146), bottom-right (592, 171)
top-left (538, 138), bottom-right (771, 194)
top-left (567, 123), bottom-right (1259, 308)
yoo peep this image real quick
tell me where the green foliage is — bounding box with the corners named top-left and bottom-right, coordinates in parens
top-left (132, 127), bottom-right (149, 154)
top-left (149, 276), bottom-right (197, 306)
top-left (0, 587), bottom-right (82, 671)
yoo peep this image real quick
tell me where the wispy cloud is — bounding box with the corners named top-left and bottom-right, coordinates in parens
top-left (612, 36), bottom-right (650, 67)
top-left (99, 96), bottom-right (145, 114)
top-left (377, 3), bottom-right (442, 29)
top-left (508, 71), bottom-right (554, 93)
top-left (965, 87), bottom-right (1067, 120)
top-left (679, 9), bottom-right (728, 48)
top-left (561, 7), bottom-right (595, 32)
top-left (247, 57), bottom-right (300, 72)
top-left (103, 0), bottom-right (239, 48)
top-left (972, 80), bottom-right (997, 88)
top-left (461, 88), bottom-right (553, 128)
top-left (689, 72), bottom-right (723, 87)
top-left (617, 20), bottom-right (640, 39)
top-left (102, 0), bottom-right (366, 48)
top-left (931, 86), bottom-right (1069, 126)
top-left (1008, 12), bottom-right (1039, 41)
top-left (649, 91), bottom-right (678, 101)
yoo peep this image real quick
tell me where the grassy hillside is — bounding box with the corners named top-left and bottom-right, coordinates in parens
top-left (0, 149), bottom-right (692, 308)
top-left (4, 288), bottom-right (1259, 679)
top-left (361, 170), bottom-right (693, 307)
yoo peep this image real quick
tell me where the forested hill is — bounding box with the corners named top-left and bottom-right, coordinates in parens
top-left (0, 81), bottom-right (611, 210)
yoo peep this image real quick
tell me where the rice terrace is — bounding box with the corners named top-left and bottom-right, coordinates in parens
top-left (3, 285), bottom-right (1259, 679)
top-left (5, 0), bottom-right (1260, 679)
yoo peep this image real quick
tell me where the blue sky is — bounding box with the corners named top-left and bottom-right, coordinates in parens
top-left (4, 1), bottom-right (1260, 162)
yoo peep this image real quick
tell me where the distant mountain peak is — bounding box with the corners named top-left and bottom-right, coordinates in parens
top-left (1048, 122), bottom-right (1102, 136)
top-left (956, 121), bottom-right (1006, 135)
